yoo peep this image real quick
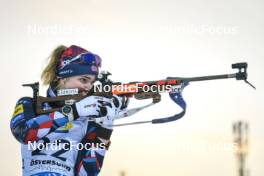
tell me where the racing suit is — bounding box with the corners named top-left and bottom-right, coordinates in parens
top-left (10, 86), bottom-right (113, 176)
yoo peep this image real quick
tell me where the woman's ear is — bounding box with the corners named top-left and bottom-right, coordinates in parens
top-left (58, 78), bottom-right (67, 86)
top-left (62, 78), bottom-right (68, 85)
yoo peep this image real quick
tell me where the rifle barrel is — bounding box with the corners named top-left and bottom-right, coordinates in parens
top-left (167, 73), bottom-right (237, 82)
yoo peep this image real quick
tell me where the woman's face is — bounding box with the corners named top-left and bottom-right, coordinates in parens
top-left (60, 75), bottom-right (96, 95)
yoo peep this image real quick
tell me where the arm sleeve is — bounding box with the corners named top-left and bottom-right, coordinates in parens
top-left (75, 122), bottom-right (113, 176)
top-left (10, 97), bottom-right (71, 144)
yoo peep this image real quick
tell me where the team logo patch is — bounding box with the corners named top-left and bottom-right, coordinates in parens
top-left (61, 122), bottom-right (73, 130)
top-left (12, 104), bottom-right (24, 117)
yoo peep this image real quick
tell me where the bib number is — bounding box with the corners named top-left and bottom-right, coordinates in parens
top-left (31, 137), bottom-right (71, 162)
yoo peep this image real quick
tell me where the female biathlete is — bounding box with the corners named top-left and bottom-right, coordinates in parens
top-left (10, 45), bottom-right (127, 176)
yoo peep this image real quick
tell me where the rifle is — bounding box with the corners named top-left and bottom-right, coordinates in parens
top-left (23, 62), bottom-right (255, 126)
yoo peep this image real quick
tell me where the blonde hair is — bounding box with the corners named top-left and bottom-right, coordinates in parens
top-left (41, 45), bottom-right (67, 86)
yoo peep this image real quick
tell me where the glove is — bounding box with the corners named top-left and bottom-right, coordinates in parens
top-left (112, 95), bottom-right (129, 110)
top-left (95, 96), bottom-right (126, 129)
top-left (97, 106), bottom-right (116, 129)
top-left (74, 96), bottom-right (109, 118)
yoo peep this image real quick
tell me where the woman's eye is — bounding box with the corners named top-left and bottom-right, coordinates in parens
top-left (80, 78), bottom-right (88, 84)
